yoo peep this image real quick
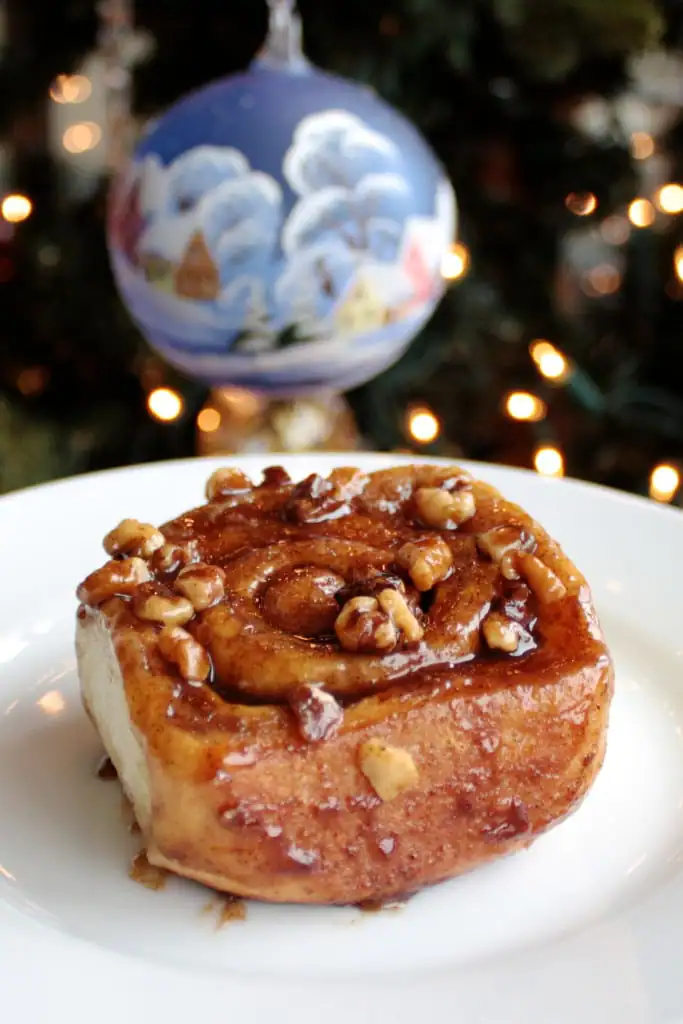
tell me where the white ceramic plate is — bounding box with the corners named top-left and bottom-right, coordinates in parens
top-left (1, 453), bottom-right (683, 1024)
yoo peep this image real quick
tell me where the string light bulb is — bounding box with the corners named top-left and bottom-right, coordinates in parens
top-left (441, 242), bottom-right (469, 281)
top-left (147, 387), bottom-right (183, 422)
top-left (583, 264), bottom-right (622, 297)
top-left (534, 445), bottom-right (565, 478)
top-left (197, 407), bottom-right (221, 433)
top-left (630, 132), bottom-right (655, 160)
top-left (1, 194), bottom-right (32, 223)
top-left (674, 245), bottom-right (683, 283)
top-left (628, 198), bottom-right (655, 228)
top-left (406, 406), bottom-right (441, 444)
top-left (565, 192), bottom-right (597, 216)
top-left (600, 216), bottom-right (630, 246)
top-left (504, 391), bottom-right (547, 422)
top-left (529, 340), bottom-right (570, 382)
top-left (655, 184), bottom-right (683, 215)
top-left (49, 74), bottom-right (92, 104)
top-left (649, 463), bottom-right (680, 503)
top-left (62, 122), bottom-right (102, 154)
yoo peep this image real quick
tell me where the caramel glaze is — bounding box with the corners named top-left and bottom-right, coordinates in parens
top-left (129, 851), bottom-right (167, 891)
top-left (97, 755), bottom-right (118, 780)
top-left (217, 896), bottom-right (247, 927)
top-left (77, 463), bottom-right (613, 905)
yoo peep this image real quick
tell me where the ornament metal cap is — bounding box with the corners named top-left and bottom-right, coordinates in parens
top-left (254, 0), bottom-right (310, 74)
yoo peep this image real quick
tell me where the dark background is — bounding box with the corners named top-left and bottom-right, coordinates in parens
top-left (2, 0), bottom-right (683, 503)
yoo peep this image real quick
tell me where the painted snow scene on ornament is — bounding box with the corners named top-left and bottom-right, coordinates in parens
top-left (109, 109), bottom-right (455, 394)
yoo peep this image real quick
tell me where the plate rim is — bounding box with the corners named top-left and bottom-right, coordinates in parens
top-left (1, 452), bottom-right (682, 1024)
top-left (2, 450), bottom-right (682, 526)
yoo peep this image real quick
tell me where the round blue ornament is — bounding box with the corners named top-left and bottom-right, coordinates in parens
top-left (108, 1), bottom-right (457, 396)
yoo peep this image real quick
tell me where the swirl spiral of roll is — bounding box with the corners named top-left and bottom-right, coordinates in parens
top-left (76, 462), bottom-right (612, 905)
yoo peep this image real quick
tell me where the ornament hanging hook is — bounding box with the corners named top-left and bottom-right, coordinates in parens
top-left (255, 0), bottom-right (309, 73)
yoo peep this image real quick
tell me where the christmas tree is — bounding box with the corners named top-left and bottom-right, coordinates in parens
top-left (1, 0), bottom-right (683, 505)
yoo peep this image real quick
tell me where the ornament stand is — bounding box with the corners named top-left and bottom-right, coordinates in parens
top-left (196, 387), bottom-right (360, 456)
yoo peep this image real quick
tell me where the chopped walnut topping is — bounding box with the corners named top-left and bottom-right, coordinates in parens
top-left (482, 612), bottom-right (520, 653)
top-left (132, 584), bottom-right (195, 626)
top-left (334, 595), bottom-right (398, 653)
top-left (283, 473), bottom-right (347, 524)
top-left (158, 625), bottom-right (211, 682)
top-left (206, 467), bottom-right (253, 501)
top-left (414, 486), bottom-right (476, 529)
top-left (174, 563), bottom-right (225, 611)
top-left (500, 552), bottom-right (521, 580)
top-left (397, 536), bottom-right (453, 591)
top-left (359, 739), bottom-right (419, 801)
top-left (376, 588), bottom-right (424, 644)
top-left (499, 583), bottom-right (537, 631)
top-left (151, 542), bottom-right (192, 576)
top-left (289, 684), bottom-right (343, 743)
top-left (327, 466), bottom-right (369, 499)
top-left (103, 519), bottom-right (164, 559)
top-left (517, 553), bottom-right (567, 603)
top-left (260, 465), bottom-right (292, 487)
top-left (334, 586), bottom-right (423, 653)
top-left (476, 525), bottom-right (535, 564)
top-left (336, 572), bottom-right (405, 606)
top-left (77, 557), bottom-right (151, 607)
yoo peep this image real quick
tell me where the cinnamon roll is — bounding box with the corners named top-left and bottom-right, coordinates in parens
top-left (76, 463), bottom-right (613, 905)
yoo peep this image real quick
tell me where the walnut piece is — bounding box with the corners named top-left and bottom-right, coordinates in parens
top-left (397, 536), bottom-right (453, 591)
top-left (289, 684), bottom-right (343, 743)
top-left (103, 518), bottom-right (164, 559)
top-left (151, 541), bottom-right (192, 575)
top-left (376, 588), bottom-right (424, 643)
top-left (359, 739), bottom-right (419, 801)
top-left (517, 553), bottom-right (567, 603)
top-left (132, 585), bottom-right (195, 626)
top-left (77, 557), bottom-right (151, 607)
top-left (482, 612), bottom-right (520, 653)
top-left (414, 486), bottom-right (476, 529)
top-left (283, 473), bottom-right (347, 524)
top-left (174, 563), bottom-right (225, 611)
top-left (158, 625), bottom-right (211, 682)
top-left (206, 467), bottom-right (253, 501)
top-left (260, 465), bottom-right (292, 488)
top-left (334, 587), bottom-right (423, 653)
top-left (327, 466), bottom-right (369, 499)
top-left (334, 595), bottom-right (398, 653)
top-left (500, 552), bottom-right (521, 580)
top-left (476, 525), bottom-right (534, 564)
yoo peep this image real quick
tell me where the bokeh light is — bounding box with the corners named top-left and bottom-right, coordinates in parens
top-left (49, 74), bottom-right (92, 104)
top-left (534, 445), bottom-right (565, 478)
top-left (630, 132), bottom-right (655, 161)
top-left (62, 122), bottom-right (102, 154)
top-left (674, 245), bottom-right (683, 282)
top-left (407, 406), bottom-right (441, 443)
top-left (649, 463), bottom-right (680, 502)
top-left (147, 387), bottom-right (184, 422)
top-left (655, 184), bottom-right (683, 215)
top-left (504, 392), bottom-right (546, 422)
top-left (441, 242), bottom-right (469, 281)
top-left (197, 407), bottom-right (221, 433)
top-left (600, 216), bottom-right (630, 246)
top-left (565, 192), bottom-right (597, 216)
top-left (582, 264), bottom-right (622, 297)
top-left (529, 340), bottom-right (570, 382)
top-left (1, 194), bottom-right (32, 223)
top-left (628, 198), bottom-right (655, 228)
